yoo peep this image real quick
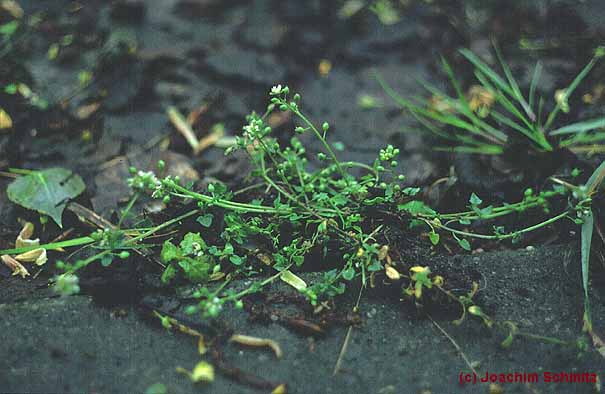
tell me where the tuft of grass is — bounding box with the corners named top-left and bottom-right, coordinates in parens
top-left (376, 45), bottom-right (605, 155)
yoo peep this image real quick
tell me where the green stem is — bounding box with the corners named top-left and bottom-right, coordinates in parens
top-left (168, 182), bottom-right (287, 214)
top-left (427, 210), bottom-right (570, 240)
top-left (0, 236), bottom-right (96, 255)
top-left (292, 108), bottom-right (346, 178)
top-left (65, 209), bottom-right (201, 274)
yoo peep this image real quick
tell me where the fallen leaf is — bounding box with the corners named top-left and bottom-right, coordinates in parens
top-left (378, 245), bottom-right (389, 260)
top-left (230, 334), bottom-right (283, 359)
top-left (280, 270), bottom-right (307, 291)
top-left (197, 336), bottom-right (207, 355)
top-left (385, 265), bottom-right (401, 280)
top-left (75, 102), bottom-right (101, 120)
top-left (1, 254), bottom-right (30, 278)
top-left (167, 106), bottom-right (199, 152)
top-left (176, 361), bottom-right (214, 383)
top-left (191, 361), bottom-right (214, 382)
top-left (15, 248), bottom-right (47, 266)
top-left (1, 1), bottom-right (23, 18)
top-left (0, 107), bottom-right (13, 129)
top-left (7, 168), bottom-right (86, 227)
top-left (16, 222), bottom-right (39, 248)
top-left (271, 384), bottom-right (287, 394)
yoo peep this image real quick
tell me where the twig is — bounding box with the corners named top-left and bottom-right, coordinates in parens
top-left (333, 285), bottom-right (364, 375)
top-left (428, 314), bottom-right (477, 375)
top-left (167, 106), bottom-right (200, 153)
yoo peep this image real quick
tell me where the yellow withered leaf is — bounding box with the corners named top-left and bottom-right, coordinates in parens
top-left (197, 336), bottom-right (207, 355)
top-left (176, 361), bottom-right (214, 383)
top-left (16, 222), bottom-right (39, 248)
top-left (15, 248), bottom-right (47, 266)
top-left (191, 361), bottom-right (214, 383)
top-left (272, 383), bottom-right (287, 394)
top-left (385, 265), bottom-right (401, 280)
top-left (410, 266), bottom-right (428, 273)
top-left (0, 107), bottom-right (13, 129)
top-left (1, 254), bottom-right (30, 278)
top-left (230, 334), bottom-right (283, 359)
top-left (378, 245), bottom-right (389, 261)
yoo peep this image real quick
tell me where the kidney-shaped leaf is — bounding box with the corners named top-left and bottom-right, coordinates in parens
top-left (7, 168), bottom-right (85, 227)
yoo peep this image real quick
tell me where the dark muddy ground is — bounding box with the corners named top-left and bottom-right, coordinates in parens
top-left (1, 1), bottom-right (605, 393)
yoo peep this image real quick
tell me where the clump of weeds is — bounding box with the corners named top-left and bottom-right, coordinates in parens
top-left (1, 85), bottom-right (603, 344)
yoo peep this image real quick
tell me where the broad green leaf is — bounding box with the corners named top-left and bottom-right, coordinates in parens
top-left (180, 232), bottom-right (206, 255)
top-left (397, 200), bottom-right (436, 216)
top-left (457, 237), bottom-right (471, 251)
top-left (160, 241), bottom-right (180, 262)
top-left (229, 254), bottom-right (244, 265)
top-left (161, 264), bottom-right (177, 284)
top-left (0, 21), bottom-right (18, 36)
top-left (7, 168), bottom-right (86, 227)
top-left (196, 213), bottom-right (213, 228)
top-left (429, 231), bottom-right (440, 245)
top-left (469, 193), bottom-right (482, 206)
top-left (342, 266), bottom-right (356, 281)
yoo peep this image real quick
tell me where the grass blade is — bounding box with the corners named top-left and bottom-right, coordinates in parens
top-left (440, 57), bottom-right (507, 143)
top-left (544, 50), bottom-right (603, 131)
top-left (473, 70), bottom-right (533, 131)
top-left (493, 44), bottom-right (535, 121)
top-left (460, 48), bottom-right (514, 97)
top-left (529, 61), bottom-right (542, 111)
top-left (434, 145), bottom-right (503, 154)
top-left (375, 71), bottom-right (497, 139)
top-left (549, 117), bottom-right (605, 135)
top-left (580, 210), bottom-right (593, 332)
top-left (586, 160), bottom-right (605, 195)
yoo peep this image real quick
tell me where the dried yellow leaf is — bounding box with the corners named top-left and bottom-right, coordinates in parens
top-left (191, 361), bottom-right (214, 382)
top-left (1, 254), bottom-right (30, 278)
top-left (318, 59), bottom-right (332, 76)
top-left (378, 245), bottom-right (389, 260)
top-left (1, 1), bottom-right (24, 18)
top-left (410, 266), bottom-right (428, 273)
top-left (230, 334), bottom-right (283, 359)
top-left (16, 222), bottom-right (39, 248)
top-left (15, 248), bottom-right (47, 266)
top-left (356, 247), bottom-right (364, 257)
top-left (197, 336), bottom-right (207, 355)
top-left (466, 85), bottom-right (495, 113)
top-left (0, 107), bottom-right (13, 129)
top-left (489, 383), bottom-right (504, 394)
top-left (272, 383), bottom-right (288, 394)
top-left (385, 265), bottom-right (401, 280)
top-left (176, 361), bottom-right (214, 383)
top-left (256, 252), bottom-right (273, 265)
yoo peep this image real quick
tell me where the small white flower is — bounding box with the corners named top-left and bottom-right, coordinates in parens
top-left (270, 84), bottom-right (283, 96)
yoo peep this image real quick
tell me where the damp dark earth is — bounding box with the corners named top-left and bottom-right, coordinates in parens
top-left (1, 1), bottom-right (605, 394)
